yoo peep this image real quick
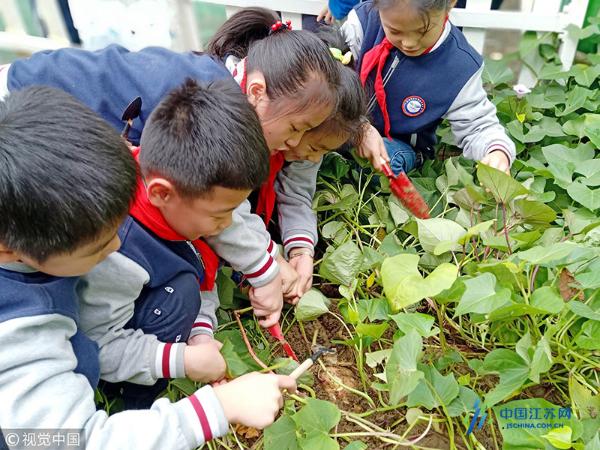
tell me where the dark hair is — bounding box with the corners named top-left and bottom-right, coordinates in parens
top-left (207, 7), bottom-right (339, 116)
top-left (139, 78), bottom-right (269, 197)
top-left (0, 86), bottom-right (137, 261)
top-left (374, 0), bottom-right (453, 30)
top-left (313, 25), bottom-right (367, 145)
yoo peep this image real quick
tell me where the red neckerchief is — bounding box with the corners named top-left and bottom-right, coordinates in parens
top-left (360, 17), bottom-right (449, 138)
top-left (129, 147), bottom-right (219, 291)
top-left (255, 152), bottom-right (286, 225)
top-left (235, 60), bottom-right (286, 226)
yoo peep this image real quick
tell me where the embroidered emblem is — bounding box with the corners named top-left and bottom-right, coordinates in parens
top-left (153, 308), bottom-right (162, 316)
top-left (164, 286), bottom-right (174, 293)
top-left (402, 96), bottom-right (426, 117)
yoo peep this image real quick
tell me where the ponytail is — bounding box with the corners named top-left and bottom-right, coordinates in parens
top-left (207, 7), bottom-right (278, 59)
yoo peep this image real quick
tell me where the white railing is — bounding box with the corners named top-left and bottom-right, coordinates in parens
top-left (0, 0), bottom-right (71, 54)
top-left (1, 0), bottom-right (590, 76)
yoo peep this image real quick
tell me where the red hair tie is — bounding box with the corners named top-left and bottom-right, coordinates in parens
top-left (269, 20), bottom-right (292, 35)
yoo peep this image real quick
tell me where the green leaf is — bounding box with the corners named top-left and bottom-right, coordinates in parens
top-left (575, 321), bottom-right (600, 350)
top-left (529, 335), bottom-right (553, 383)
top-left (482, 58), bottom-right (514, 85)
top-left (570, 378), bottom-right (600, 442)
top-left (264, 416), bottom-right (299, 450)
top-left (220, 339), bottom-right (253, 378)
top-left (531, 286), bottom-right (565, 314)
top-left (381, 254), bottom-right (458, 311)
top-left (482, 349), bottom-right (529, 407)
top-left (417, 218), bottom-right (466, 254)
top-left (567, 301), bottom-right (600, 321)
top-left (514, 199), bottom-right (557, 225)
top-left (455, 273), bottom-right (512, 317)
top-left (542, 426), bottom-right (573, 449)
top-left (356, 322), bottom-right (389, 340)
top-left (541, 144), bottom-right (595, 188)
top-left (343, 442), bottom-right (367, 450)
top-left (389, 312), bottom-right (437, 337)
top-left (386, 330), bottom-right (424, 404)
top-left (388, 196), bottom-right (409, 226)
top-left (575, 159), bottom-right (600, 187)
top-left (447, 386), bottom-right (481, 417)
top-left (585, 434), bottom-right (600, 450)
top-left (517, 242), bottom-right (578, 266)
top-left (322, 221), bottom-right (345, 239)
top-left (576, 271), bottom-right (600, 289)
top-left (563, 114), bottom-right (600, 147)
top-left (319, 241), bottom-right (363, 285)
top-left (567, 182), bottom-right (600, 211)
top-left (406, 365), bottom-right (460, 410)
top-left (477, 163), bottom-right (528, 204)
top-left (298, 432), bottom-right (339, 450)
top-left (457, 220), bottom-right (495, 245)
top-left (293, 398), bottom-right (341, 434)
top-left (296, 289), bottom-right (331, 322)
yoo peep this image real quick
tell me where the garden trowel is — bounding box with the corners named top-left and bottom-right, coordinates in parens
top-left (380, 158), bottom-right (430, 219)
top-left (289, 346), bottom-right (336, 379)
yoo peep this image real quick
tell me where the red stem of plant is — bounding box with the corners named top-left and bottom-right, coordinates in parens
top-left (233, 309), bottom-right (270, 372)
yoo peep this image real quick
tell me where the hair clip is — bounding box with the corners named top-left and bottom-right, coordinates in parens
top-left (269, 20), bottom-right (292, 35)
top-left (329, 47), bottom-right (353, 65)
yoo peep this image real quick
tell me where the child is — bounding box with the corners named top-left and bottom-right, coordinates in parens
top-left (251, 24), bottom-right (368, 295)
top-left (0, 86), bottom-right (295, 449)
top-left (1, 9), bottom-right (341, 329)
top-left (77, 77), bottom-right (275, 407)
top-left (342, 0), bottom-right (515, 175)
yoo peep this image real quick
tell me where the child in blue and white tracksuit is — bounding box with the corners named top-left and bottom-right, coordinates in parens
top-left (342, 0), bottom-right (515, 175)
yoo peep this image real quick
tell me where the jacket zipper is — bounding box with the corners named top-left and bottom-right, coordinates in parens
top-left (366, 54), bottom-right (400, 114)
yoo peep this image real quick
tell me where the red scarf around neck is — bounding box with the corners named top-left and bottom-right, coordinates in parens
top-left (360, 17), bottom-right (449, 139)
top-left (255, 152), bottom-right (286, 226)
top-left (129, 147), bottom-right (219, 291)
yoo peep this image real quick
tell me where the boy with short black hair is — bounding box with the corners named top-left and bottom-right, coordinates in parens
top-left (77, 77), bottom-right (275, 407)
top-left (0, 86), bottom-right (295, 449)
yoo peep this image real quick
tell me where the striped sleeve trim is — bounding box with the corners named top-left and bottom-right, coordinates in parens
top-left (243, 251), bottom-right (279, 287)
top-left (190, 321), bottom-right (214, 337)
top-left (154, 342), bottom-right (186, 379)
top-left (283, 234), bottom-right (315, 258)
top-left (266, 240), bottom-right (279, 258)
top-left (178, 386), bottom-right (229, 445)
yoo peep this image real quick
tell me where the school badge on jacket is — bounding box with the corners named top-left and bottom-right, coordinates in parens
top-left (402, 95), bottom-right (426, 117)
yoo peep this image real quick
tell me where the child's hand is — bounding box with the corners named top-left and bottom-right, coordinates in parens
top-left (481, 150), bottom-right (511, 174)
top-left (213, 372), bottom-right (297, 429)
top-left (183, 340), bottom-right (226, 383)
top-left (276, 255), bottom-right (300, 302)
top-left (288, 251), bottom-right (314, 302)
top-left (248, 273), bottom-right (284, 328)
top-left (357, 123), bottom-right (389, 172)
top-left (317, 5), bottom-right (334, 24)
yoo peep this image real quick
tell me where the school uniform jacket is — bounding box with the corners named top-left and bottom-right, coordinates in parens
top-left (77, 216), bottom-right (205, 384)
top-left (342, 1), bottom-right (515, 163)
top-left (0, 262), bottom-right (228, 449)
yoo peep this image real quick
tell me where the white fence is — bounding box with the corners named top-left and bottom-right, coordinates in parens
top-left (0, 0), bottom-right (591, 75)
